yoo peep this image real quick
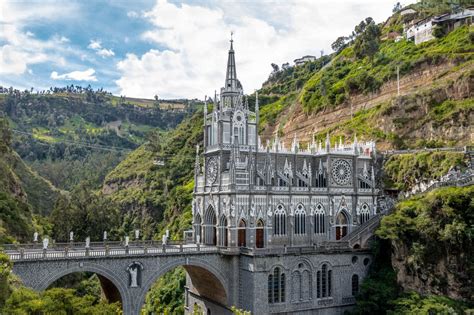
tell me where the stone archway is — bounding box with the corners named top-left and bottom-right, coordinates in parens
top-left (136, 257), bottom-right (229, 315)
top-left (35, 262), bottom-right (131, 314)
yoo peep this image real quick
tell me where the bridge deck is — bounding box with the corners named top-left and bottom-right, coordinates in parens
top-left (2, 240), bottom-right (367, 262)
top-left (3, 243), bottom-right (219, 261)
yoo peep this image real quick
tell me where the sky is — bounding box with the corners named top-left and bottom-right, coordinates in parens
top-left (0, 0), bottom-right (416, 99)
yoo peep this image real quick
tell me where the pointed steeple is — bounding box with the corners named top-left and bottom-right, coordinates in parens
top-left (224, 33), bottom-right (238, 91)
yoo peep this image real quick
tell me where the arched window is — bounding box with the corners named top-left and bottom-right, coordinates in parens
top-left (318, 264), bottom-right (332, 298)
top-left (273, 205), bottom-right (287, 236)
top-left (268, 267), bottom-right (285, 304)
top-left (294, 204), bottom-right (306, 235)
top-left (316, 160), bottom-right (326, 187)
top-left (203, 206), bottom-right (217, 245)
top-left (352, 274), bottom-right (359, 296)
top-left (238, 219), bottom-right (246, 247)
top-left (218, 215), bottom-right (228, 247)
top-left (335, 210), bottom-right (349, 240)
top-left (360, 204), bottom-right (370, 224)
top-left (256, 219), bottom-right (264, 248)
top-left (313, 204), bottom-right (325, 234)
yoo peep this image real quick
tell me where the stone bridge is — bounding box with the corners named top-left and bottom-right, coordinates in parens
top-left (4, 242), bottom-right (239, 314)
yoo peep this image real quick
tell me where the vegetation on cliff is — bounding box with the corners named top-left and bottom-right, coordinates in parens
top-left (310, 69), bottom-right (473, 149)
top-left (354, 185), bottom-right (474, 314)
top-left (0, 117), bottom-right (55, 242)
top-left (377, 185), bottom-right (473, 300)
top-left (383, 151), bottom-right (467, 191)
top-left (299, 25), bottom-right (472, 114)
top-left (103, 109), bottom-right (202, 240)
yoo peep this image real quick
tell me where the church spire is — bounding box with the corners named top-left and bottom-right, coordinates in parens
top-left (224, 33), bottom-right (238, 91)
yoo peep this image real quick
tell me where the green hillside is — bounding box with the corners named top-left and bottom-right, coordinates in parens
top-left (0, 89), bottom-right (191, 191)
top-left (255, 14), bottom-right (473, 149)
top-left (0, 118), bottom-right (57, 242)
top-left (103, 109), bottom-right (203, 239)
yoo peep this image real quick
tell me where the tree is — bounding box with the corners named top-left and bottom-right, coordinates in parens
top-left (271, 63), bottom-right (280, 73)
top-left (354, 21), bottom-right (381, 59)
top-left (0, 253), bottom-right (12, 309)
top-left (50, 183), bottom-right (120, 242)
top-left (331, 36), bottom-right (348, 53)
top-left (147, 129), bottom-right (163, 154)
top-left (393, 2), bottom-right (403, 13)
top-left (0, 117), bottom-right (11, 155)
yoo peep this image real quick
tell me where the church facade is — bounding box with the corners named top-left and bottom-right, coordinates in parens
top-left (187, 39), bottom-right (379, 314)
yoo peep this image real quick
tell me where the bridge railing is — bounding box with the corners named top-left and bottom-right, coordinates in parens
top-left (1, 241), bottom-right (222, 261)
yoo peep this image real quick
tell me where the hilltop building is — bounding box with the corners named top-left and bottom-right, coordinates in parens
top-left (405, 7), bottom-right (474, 45)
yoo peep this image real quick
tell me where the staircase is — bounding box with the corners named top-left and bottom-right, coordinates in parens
top-left (341, 214), bottom-right (383, 248)
top-left (341, 195), bottom-right (396, 248)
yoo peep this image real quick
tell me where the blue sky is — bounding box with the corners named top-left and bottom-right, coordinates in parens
top-left (0, 0), bottom-right (415, 99)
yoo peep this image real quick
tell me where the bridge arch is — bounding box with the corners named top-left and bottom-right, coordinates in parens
top-left (137, 256), bottom-right (229, 314)
top-left (36, 262), bottom-right (132, 315)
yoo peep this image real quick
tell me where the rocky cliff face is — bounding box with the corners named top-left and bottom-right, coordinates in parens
top-left (262, 62), bottom-right (473, 150)
top-left (391, 240), bottom-right (471, 300)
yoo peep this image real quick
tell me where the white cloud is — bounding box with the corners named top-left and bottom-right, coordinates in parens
top-left (97, 48), bottom-right (115, 57)
top-left (88, 40), bottom-right (115, 58)
top-left (0, 2), bottom-right (77, 75)
top-left (116, 0), bottom-right (416, 99)
top-left (88, 40), bottom-right (102, 50)
top-left (50, 68), bottom-right (97, 81)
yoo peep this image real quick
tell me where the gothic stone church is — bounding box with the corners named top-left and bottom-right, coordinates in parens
top-left (187, 39), bottom-right (378, 314)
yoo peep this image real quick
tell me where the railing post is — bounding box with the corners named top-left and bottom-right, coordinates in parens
top-left (162, 244), bottom-right (166, 253)
top-left (20, 248), bottom-right (24, 260)
top-left (105, 245), bottom-right (109, 256)
top-left (43, 249), bottom-right (47, 259)
top-left (125, 246), bottom-right (129, 255)
top-left (85, 248), bottom-right (90, 257)
top-left (144, 246), bottom-right (148, 254)
top-left (180, 243), bottom-right (183, 252)
top-left (65, 247), bottom-right (69, 258)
